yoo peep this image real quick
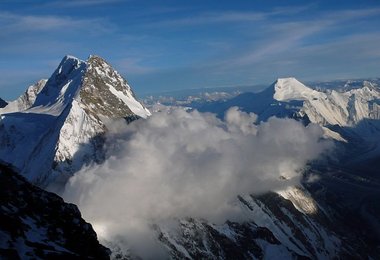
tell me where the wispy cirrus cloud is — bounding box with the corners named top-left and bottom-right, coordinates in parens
top-left (212, 7), bottom-right (380, 68)
top-left (146, 11), bottom-right (285, 28)
top-left (0, 11), bottom-right (114, 33)
top-left (0, 1), bottom-right (379, 99)
top-left (322, 7), bottom-right (380, 21)
top-left (0, 10), bottom-right (117, 59)
top-left (123, 6), bottom-right (380, 92)
top-left (46, 0), bottom-right (124, 8)
top-left (134, 6), bottom-right (380, 79)
top-left (0, 11), bottom-right (118, 99)
top-left (115, 58), bottom-right (157, 75)
top-left (143, 4), bottom-right (316, 28)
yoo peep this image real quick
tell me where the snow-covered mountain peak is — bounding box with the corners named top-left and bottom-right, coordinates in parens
top-left (272, 78), bottom-right (380, 127)
top-left (0, 54), bottom-right (150, 185)
top-left (273, 77), bottom-right (317, 101)
top-left (3, 54), bottom-right (151, 119)
top-left (199, 78), bottom-right (380, 141)
top-left (362, 80), bottom-right (378, 90)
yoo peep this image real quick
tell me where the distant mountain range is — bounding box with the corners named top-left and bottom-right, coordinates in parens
top-left (197, 77), bottom-right (380, 139)
top-left (142, 78), bottom-right (380, 108)
top-left (1, 56), bottom-right (379, 259)
top-left (150, 77), bottom-right (380, 259)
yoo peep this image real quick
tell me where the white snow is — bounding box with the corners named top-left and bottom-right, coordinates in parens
top-left (321, 126), bottom-right (347, 142)
top-left (273, 77), bottom-right (380, 141)
top-left (277, 187), bottom-right (318, 214)
top-left (0, 79), bottom-right (47, 114)
top-left (107, 83), bottom-right (151, 118)
top-left (274, 77), bottom-right (318, 101)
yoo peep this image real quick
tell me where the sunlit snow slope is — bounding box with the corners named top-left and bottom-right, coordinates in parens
top-left (274, 77), bottom-right (380, 127)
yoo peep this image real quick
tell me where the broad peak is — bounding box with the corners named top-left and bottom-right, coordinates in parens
top-left (273, 77), bottom-right (316, 101)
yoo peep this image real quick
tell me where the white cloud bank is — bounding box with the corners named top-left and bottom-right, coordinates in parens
top-left (63, 107), bottom-right (332, 257)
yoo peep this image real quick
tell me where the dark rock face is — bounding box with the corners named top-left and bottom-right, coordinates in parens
top-left (0, 98), bottom-right (7, 108)
top-left (0, 163), bottom-right (110, 259)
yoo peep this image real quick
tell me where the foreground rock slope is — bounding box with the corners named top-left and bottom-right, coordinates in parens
top-left (0, 162), bottom-right (110, 259)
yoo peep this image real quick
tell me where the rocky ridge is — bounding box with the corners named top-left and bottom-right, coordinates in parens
top-left (0, 162), bottom-right (110, 259)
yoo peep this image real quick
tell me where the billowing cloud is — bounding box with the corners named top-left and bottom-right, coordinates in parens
top-left (63, 107), bottom-right (332, 256)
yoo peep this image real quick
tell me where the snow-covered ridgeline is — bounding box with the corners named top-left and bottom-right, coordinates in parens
top-left (274, 77), bottom-right (380, 127)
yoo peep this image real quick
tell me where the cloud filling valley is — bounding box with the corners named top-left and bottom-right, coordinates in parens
top-left (63, 107), bottom-right (332, 256)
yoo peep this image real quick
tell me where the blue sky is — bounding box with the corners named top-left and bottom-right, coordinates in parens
top-left (1, 0), bottom-right (380, 100)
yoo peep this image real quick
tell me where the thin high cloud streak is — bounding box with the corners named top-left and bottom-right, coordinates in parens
top-left (47, 0), bottom-right (124, 8)
top-left (1, 3), bottom-right (380, 99)
top-left (0, 11), bottom-right (114, 97)
top-left (125, 6), bottom-right (380, 91)
top-left (0, 12), bottom-right (112, 34)
top-left (148, 6), bottom-right (380, 29)
top-left (63, 107), bottom-right (332, 256)
top-left (212, 8), bottom-right (380, 68)
top-left (143, 4), bottom-right (317, 28)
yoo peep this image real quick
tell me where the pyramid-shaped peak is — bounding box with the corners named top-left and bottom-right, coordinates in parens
top-left (29, 54), bottom-right (150, 118)
top-left (273, 77), bottom-right (315, 101)
top-left (58, 55), bottom-right (109, 70)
